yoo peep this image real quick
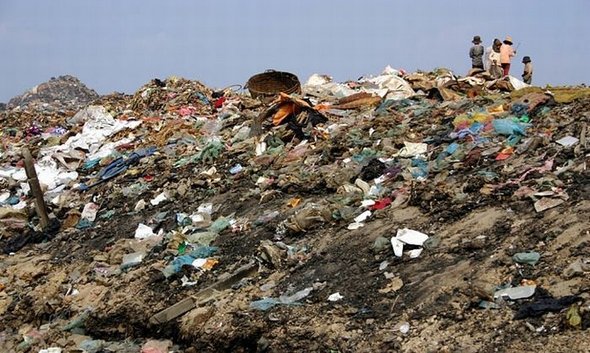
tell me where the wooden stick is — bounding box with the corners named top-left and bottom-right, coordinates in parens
top-left (149, 261), bottom-right (258, 324)
top-left (22, 148), bottom-right (50, 230)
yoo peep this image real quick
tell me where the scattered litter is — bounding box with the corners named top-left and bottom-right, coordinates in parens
top-left (347, 210), bottom-right (372, 230)
top-left (555, 136), bottom-right (579, 147)
top-left (1, 66), bottom-right (588, 350)
top-left (347, 222), bottom-right (364, 230)
top-left (566, 304), bottom-right (582, 329)
top-left (150, 191), bottom-right (169, 206)
top-left (512, 252), bottom-right (541, 265)
top-left (181, 276), bottom-right (199, 287)
top-left (399, 322), bottom-right (410, 334)
top-left (134, 223), bottom-right (157, 239)
top-left (395, 142), bottom-right (428, 158)
top-left (250, 287), bottom-right (313, 311)
top-left (80, 202), bottom-right (99, 222)
top-left (135, 199), bottom-right (147, 211)
top-left (391, 228), bottom-right (429, 258)
top-left (161, 246), bottom-right (218, 278)
top-left (38, 349), bottom-right (62, 353)
top-left (328, 292), bottom-right (344, 302)
top-left (120, 252), bottom-right (145, 269)
top-left (230, 164), bottom-right (243, 174)
top-left (494, 285), bottom-right (536, 300)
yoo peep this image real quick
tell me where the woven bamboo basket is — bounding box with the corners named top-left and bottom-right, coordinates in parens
top-left (246, 70), bottom-right (301, 101)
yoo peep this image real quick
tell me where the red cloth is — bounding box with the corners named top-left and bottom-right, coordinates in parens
top-left (214, 97), bottom-right (226, 109)
top-left (370, 197), bottom-right (392, 210)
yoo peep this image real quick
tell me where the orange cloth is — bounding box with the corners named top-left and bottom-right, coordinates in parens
top-left (271, 92), bottom-right (311, 126)
top-left (272, 103), bottom-right (295, 125)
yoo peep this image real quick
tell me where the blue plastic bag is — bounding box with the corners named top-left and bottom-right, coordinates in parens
top-left (492, 119), bottom-right (527, 136)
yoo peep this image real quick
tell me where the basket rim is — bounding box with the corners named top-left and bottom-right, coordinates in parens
top-left (246, 71), bottom-right (301, 97)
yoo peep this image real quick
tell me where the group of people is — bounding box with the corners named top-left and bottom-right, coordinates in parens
top-left (469, 35), bottom-right (533, 84)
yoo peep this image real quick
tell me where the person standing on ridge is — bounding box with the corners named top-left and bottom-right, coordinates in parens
top-left (488, 38), bottom-right (503, 79)
top-left (484, 39), bottom-right (493, 71)
top-left (521, 56), bottom-right (533, 84)
top-left (469, 35), bottom-right (484, 70)
top-left (500, 35), bottom-right (516, 76)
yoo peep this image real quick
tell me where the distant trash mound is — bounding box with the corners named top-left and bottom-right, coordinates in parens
top-left (7, 75), bottom-right (99, 112)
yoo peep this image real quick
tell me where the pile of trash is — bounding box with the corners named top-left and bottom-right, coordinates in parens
top-left (1, 75), bottom-right (101, 158)
top-left (6, 75), bottom-right (99, 112)
top-left (0, 68), bottom-right (589, 352)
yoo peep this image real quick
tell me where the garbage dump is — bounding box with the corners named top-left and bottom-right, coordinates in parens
top-left (0, 68), bottom-right (589, 352)
top-left (7, 75), bottom-right (99, 112)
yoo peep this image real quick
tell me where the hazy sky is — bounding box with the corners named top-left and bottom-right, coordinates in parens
top-left (1, 0), bottom-right (589, 102)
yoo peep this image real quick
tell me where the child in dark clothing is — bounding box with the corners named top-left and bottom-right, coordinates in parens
top-left (522, 56), bottom-right (533, 84)
top-left (469, 35), bottom-right (484, 70)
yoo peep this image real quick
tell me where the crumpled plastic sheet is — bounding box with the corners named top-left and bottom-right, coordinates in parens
top-left (47, 105), bottom-right (141, 158)
top-left (363, 73), bottom-right (415, 100)
top-left (10, 155), bottom-right (79, 192)
top-left (508, 75), bottom-right (530, 91)
top-left (303, 66), bottom-right (415, 100)
top-left (250, 287), bottom-right (313, 311)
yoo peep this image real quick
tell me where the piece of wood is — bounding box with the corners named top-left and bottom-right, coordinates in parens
top-left (149, 261), bottom-right (258, 324)
top-left (149, 297), bottom-right (196, 325)
top-left (22, 148), bottom-right (50, 230)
